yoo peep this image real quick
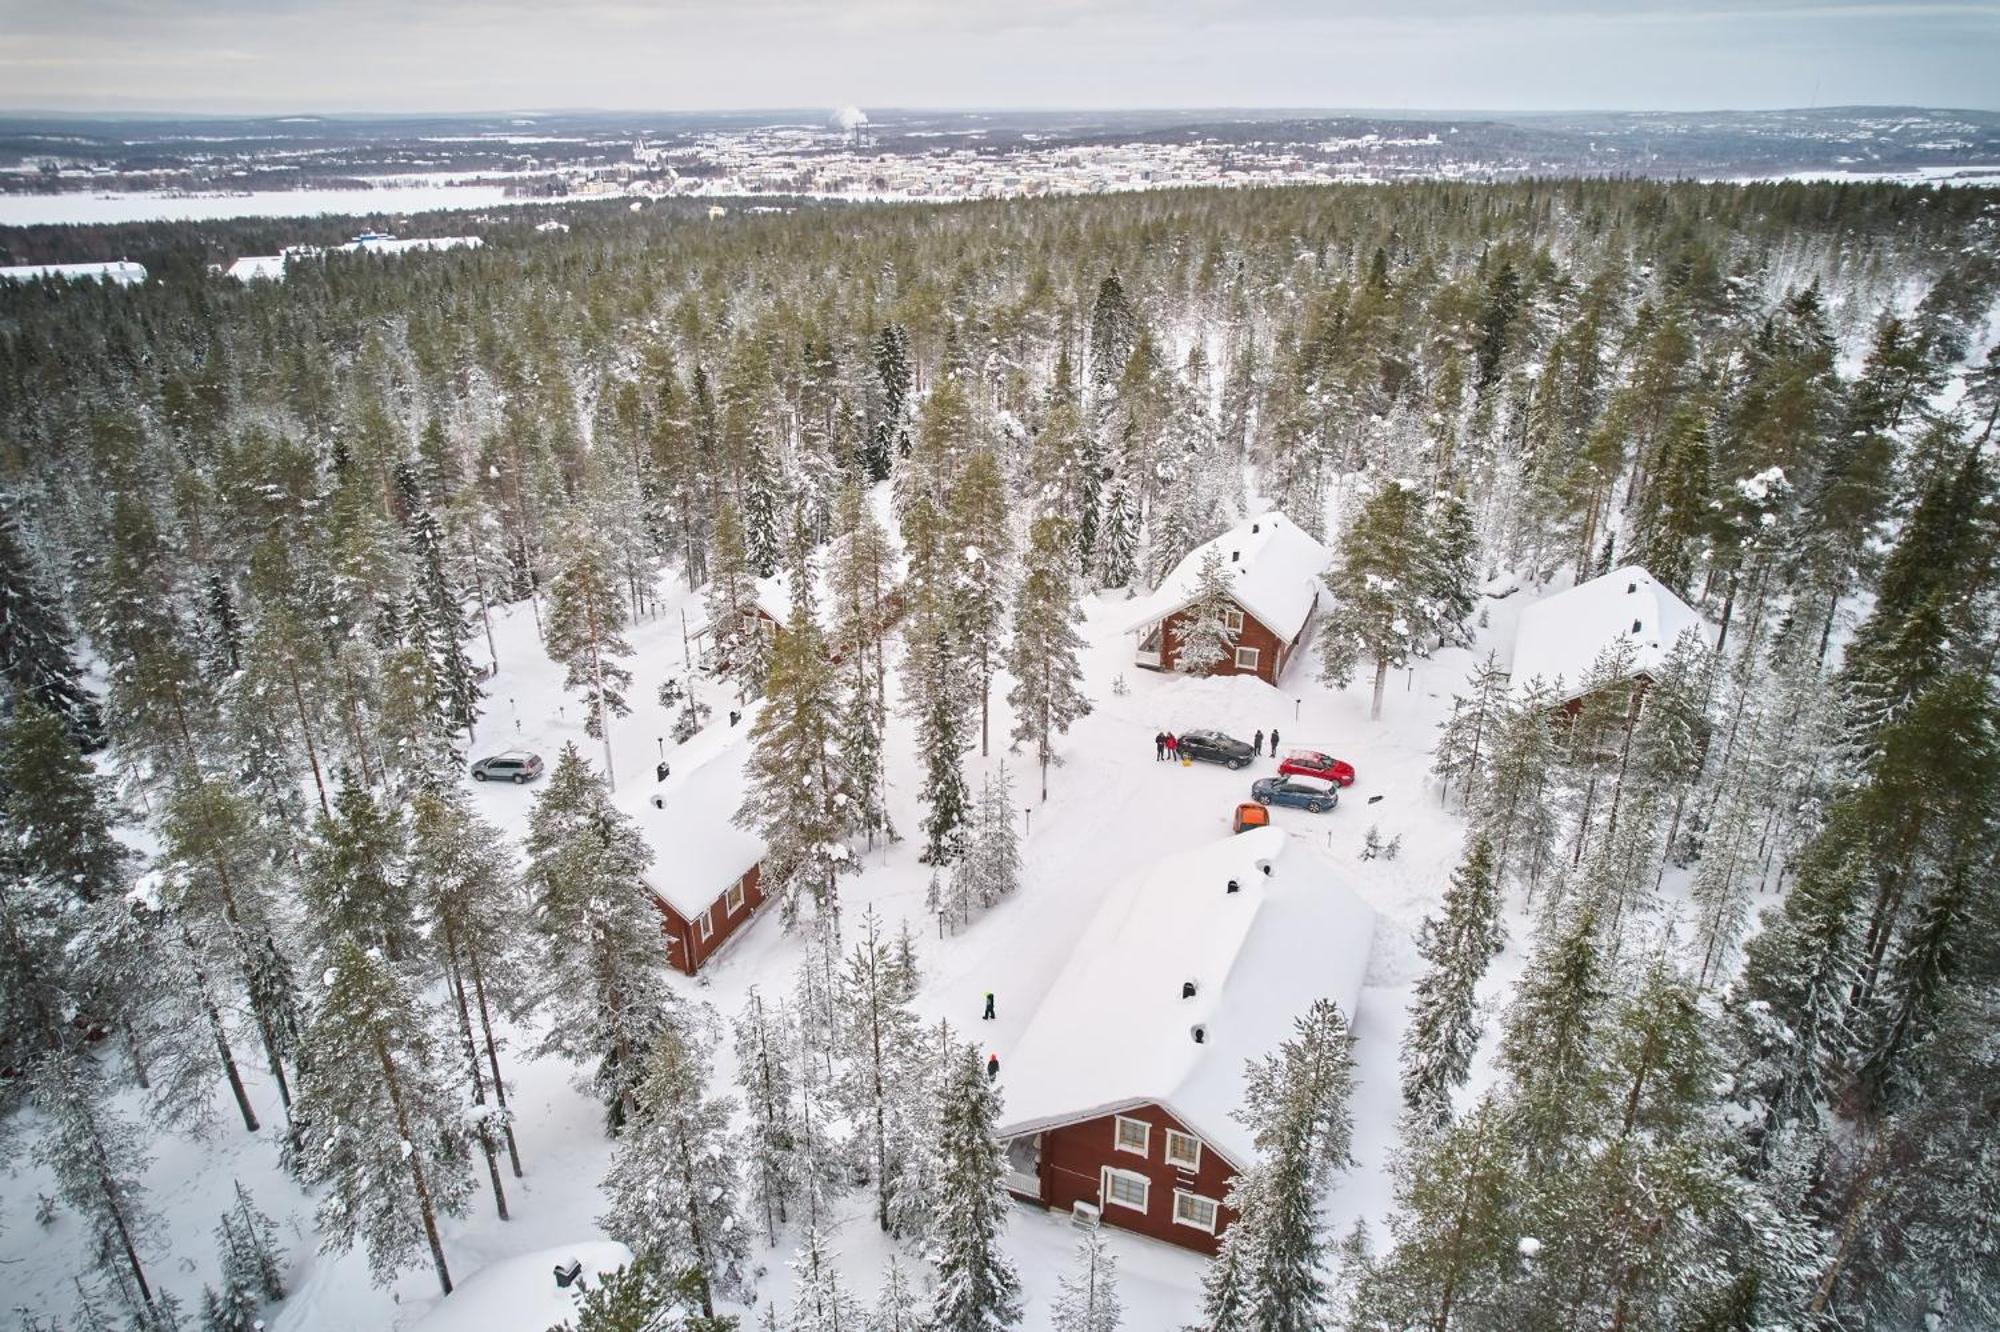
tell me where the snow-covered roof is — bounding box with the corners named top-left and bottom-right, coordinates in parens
top-left (745, 484), bottom-right (907, 629)
top-left (0, 261), bottom-right (146, 286)
top-left (412, 1241), bottom-right (631, 1332)
top-left (226, 254), bottom-right (287, 283)
top-left (1508, 566), bottom-right (1709, 702)
top-left (995, 827), bottom-right (1376, 1170)
top-left (616, 701), bottom-right (767, 918)
top-left (1123, 512), bottom-right (1331, 641)
top-left (336, 234), bottom-right (483, 257)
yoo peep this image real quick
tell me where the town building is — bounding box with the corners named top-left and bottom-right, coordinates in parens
top-left (995, 826), bottom-right (1376, 1253)
top-left (0, 261), bottom-right (146, 286)
top-left (1124, 512), bottom-right (1331, 685)
top-left (619, 707), bottom-right (767, 976)
top-left (1509, 566), bottom-right (1709, 707)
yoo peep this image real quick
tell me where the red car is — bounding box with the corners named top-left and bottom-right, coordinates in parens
top-left (1278, 750), bottom-right (1356, 787)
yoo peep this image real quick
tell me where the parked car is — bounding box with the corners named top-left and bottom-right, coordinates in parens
top-left (1251, 774), bottom-right (1340, 813)
top-left (1277, 750), bottom-right (1357, 787)
top-left (471, 750), bottom-right (544, 783)
top-left (1176, 730), bottom-right (1256, 769)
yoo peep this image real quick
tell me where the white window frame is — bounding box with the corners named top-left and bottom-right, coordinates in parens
top-left (725, 879), bottom-right (746, 915)
top-left (1101, 1166), bottom-right (1150, 1214)
top-left (1113, 1115), bottom-right (1151, 1157)
top-left (1234, 645), bottom-right (1261, 671)
top-left (698, 909), bottom-right (714, 941)
top-left (1173, 1189), bottom-right (1220, 1234)
top-left (1224, 607), bottom-right (1245, 635)
top-left (1164, 1129), bottom-right (1202, 1171)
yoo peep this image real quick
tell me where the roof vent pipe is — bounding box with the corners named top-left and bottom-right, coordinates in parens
top-left (1231, 550), bottom-right (1240, 562)
top-left (1226, 878), bottom-right (1241, 894)
top-left (1182, 980), bottom-right (1198, 1000)
top-left (1191, 1024), bottom-right (1207, 1044)
top-left (1628, 581), bottom-right (1638, 594)
top-left (1251, 523), bottom-right (1260, 534)
top-left (1632, 619), bottom-right (1643, 634)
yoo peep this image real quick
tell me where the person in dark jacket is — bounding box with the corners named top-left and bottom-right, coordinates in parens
top-left (1154, 731), bottom-right (1167, 761)
top-left (987, 1052), bottom-right (1000, 1081)
top-left (1270, 727), bottom-right (1281, 754)
top-left (1253, 729), bottom-right (1264, 756)
top-left (983, 992), bottom-right (996, 1020)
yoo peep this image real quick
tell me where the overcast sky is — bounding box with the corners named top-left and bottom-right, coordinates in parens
top-left (1, 0), bottom-right (1995, 115)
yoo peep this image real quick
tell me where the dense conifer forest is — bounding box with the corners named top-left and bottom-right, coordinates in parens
top-left (2, 178), bottom-right (1997, 1330)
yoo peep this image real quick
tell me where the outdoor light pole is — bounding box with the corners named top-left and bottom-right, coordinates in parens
top-left (1024, 806), bottom-right (1034, 838)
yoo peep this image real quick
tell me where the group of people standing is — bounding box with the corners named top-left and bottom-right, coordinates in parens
top-left (1152, 727), bottom-right (1281, 760)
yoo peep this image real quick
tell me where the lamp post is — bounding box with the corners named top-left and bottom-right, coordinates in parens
top-left (1024, 806), bottom-right (1034, 838)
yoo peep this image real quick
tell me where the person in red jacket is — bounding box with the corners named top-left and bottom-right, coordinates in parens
top-left (1165, 732), bottom-right (1179, 760)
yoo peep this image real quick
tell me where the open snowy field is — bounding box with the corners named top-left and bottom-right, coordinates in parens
top-left (0, 183), bottom-right (534, 227)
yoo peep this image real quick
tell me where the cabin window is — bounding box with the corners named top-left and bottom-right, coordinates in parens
top-left (698, 909), bottom-right (714, 941)
top-left (1224, 608), bottom-right (1245, 634)
top-left (1165, 1130), bottom-right (1202, 1171)
top-left (1114, 1115), bottom-right (1151, 1156)
top-left (726, 880), bottom-right (746, 915)
top-left (1234, 646), bottom-right (1261, 672)
top-left (1102, 1166), bottom-right (1150, 1213)
top-left (1173, 1190), bottom-right (1220, 1233)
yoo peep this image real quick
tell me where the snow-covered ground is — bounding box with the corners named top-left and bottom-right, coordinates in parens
top-left (1, 489), bottom-right (1551, 1330)
top-left (0, 183), bottom-right (530, 227)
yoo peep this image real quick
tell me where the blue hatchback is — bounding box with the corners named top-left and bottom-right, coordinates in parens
top-left (1251, 775), bottom-right (1340, 813)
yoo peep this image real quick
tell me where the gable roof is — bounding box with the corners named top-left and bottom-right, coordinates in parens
top-left (1508, 566), bottom-right (1710, 702)
top-left (1123, 512), bottom-right (1332, 642)
top-left (616, 701), bottom-right (767, 918)
top-left (995, 827), bottom-right (1376, 1170)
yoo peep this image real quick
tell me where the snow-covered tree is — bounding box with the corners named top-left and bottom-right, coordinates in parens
top-left (1171, 546), bottom-right (1238, 676)
top-left (1318, 479), bottom-right (1436, 719)
top-left (547, 534), bottom-right (635, 786)
top-left (1429, 651), bottom-right (1510, 808)
top-left (734, 987), bottom-right (801, 1246)
top-left (600, 1010), bottom-right (748, 1321)
top-left (1094, 475), bottom-right (1139, 589)
top-left (525, 744), bottom-right (679, 1129)
top-left (785, 1226), bottom-right (866, 1332)
top-left (1006, 514), bottom-right (1093, 802)
top-left (30, 1052), bottom-right (163, 1317)
top-left (291, 937), bottom-right (473, 1295)
top-left (926, 1044), bottom-right (1022, 1332)
top-left (1049, 1229), bottom-right (1121, 1332)
top-left (0, 503), bottom-right (101, 747)
top-left (949, 448), bottom-right (1012, 757)
top-left (1401, 835), bottom-right (1505, 1133)
top-left (836, 906), bottom-right (922, 1233)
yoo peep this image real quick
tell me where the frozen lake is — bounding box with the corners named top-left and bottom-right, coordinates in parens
top-left (0, 182), bottom-right (536, 226)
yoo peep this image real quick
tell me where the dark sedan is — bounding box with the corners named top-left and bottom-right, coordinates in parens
top-left (1176, 730), bottom-right (1256, 770)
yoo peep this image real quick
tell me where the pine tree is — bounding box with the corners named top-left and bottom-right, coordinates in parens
top-left (1629, 400), bottom-right (1714, 599)
top-left (784, 1226), bottom-right (866, 1332)
top-left (926, 1044), bottom-right (1022, 1332)
top-left (1171, 546), bottom-right (1239, 676)
top-left (950, 766), bottom-right (1021, 923)
top-left (1497, 906), bottom-right (1608, 1168)
top-left (547, 535), bottom-right (636, 787)
top-left (733, 987), bottom-right (800, 1246)
top-left (406, 499), bottom-right (483, 737)
top-left (290, 937), bottom-right (473, 1294)
top-left (872, 1258), bottom-right (923, 1332)
top-left (410, 785), bottom-right (531, 1193)
top-left (0, 502), bottom-right (102, 747)
top-left (1429, 652), bottom-right (1509, 808)
top-left (1049, 1229), bottom-right (1121, 1332)
top-left (947, 448), bottom-right (1013, 757)
top-left (737, 527), bottom-right (851, 925)
top-left (550, 1255), bottom-right (727, 1332)
top-left (1319, 479), bottom-right (1435, 720)
top-left (30, 1052), bottom-right (162, 1318)
top-left (301, 771), bottom-right (418, 962)
top-left (1401, 835), bottom-right (1505, 1133)
top-left (600, 1011), bottom-right (747, 1322)
top-left (836, 906), bottom-right (922, 1233)
top-left (1006, 515), bottom-right (1092, 803)
top-left (526, 744), bottom-right (679, 1129)
top-left (1471, 680), bottom-right (1562, 897)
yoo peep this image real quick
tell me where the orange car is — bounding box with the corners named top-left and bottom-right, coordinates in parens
top-left (1233, 801), bottom-right (1271, 834)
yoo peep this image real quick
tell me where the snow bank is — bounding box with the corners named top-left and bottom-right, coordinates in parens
top-left (996, 825), bottom-right (1376, 1169)
top-left (411, 1241), bottom-right (631, 1332)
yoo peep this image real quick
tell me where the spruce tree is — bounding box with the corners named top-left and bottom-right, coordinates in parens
top-left (290, 937), bottom-right (473, 1295)
top-left (1429, 651), bottom-right (1509, 809)
top-left (1401, 835), bottom-right (1505, 1133)
top-left (733, 987), bottom-right (800, 1246)
top-left (784, 1226), bottom-right (866, 1332)
top-left (948, 448), bottom-right (1013, 757)
top-left (926, 1044), bottom-right (1022, 1332)
top-left (836, 906), bottom-right (922, 1233)
top-left (1005, 514), bottom-right (1092, 802)
top-left (525, 744), bottom-right (679, 1129)
top-left (600, 1012), bottom-right (748, 1322)
top-left (301, 771), bottom-right (418, 962)
top-left (1049, 1229), bottom-right (1121, 1332)
top-left (0, 502), bottom-right (102, 747)
top-left (29, 1052), bottom-right (162, 1318)
top-left (0, 697), bottom-right (128, 904)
